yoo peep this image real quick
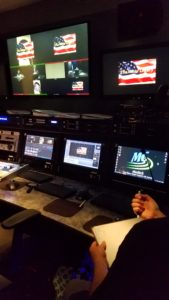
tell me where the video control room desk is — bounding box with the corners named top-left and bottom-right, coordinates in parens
top-left (0, 176), bottom-right (122, 238)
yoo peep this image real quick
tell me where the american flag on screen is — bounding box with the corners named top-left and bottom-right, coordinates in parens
top-left (53, 33), bottom-right (76, 55)
top-left (118, 59), bottom-right (156, 85)
top-left (16, 41), bottom-right (35, 60)
top-left (72, 81), bottom-right (84, 91)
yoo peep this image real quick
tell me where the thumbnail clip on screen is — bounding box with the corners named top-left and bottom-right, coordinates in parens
top-left (63, 139), bottom-right (102, 169)
top-left (7, 23), bottom-right (89, 96)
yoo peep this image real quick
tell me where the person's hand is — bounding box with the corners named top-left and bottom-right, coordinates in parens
top-left (131, 193), bottom-right (166, 219)
top-left (89, 241), bottom-right (108, 294)
top-left (89, 241), bottom-right (108, 268)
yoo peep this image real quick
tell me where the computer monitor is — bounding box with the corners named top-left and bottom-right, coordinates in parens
top-left (24, 134), bottom-right (54, 160)
top-left (63, 139), bottom-right (102, 169)
top-left (113, 145), bottom-right (168, 187)
top-left (103, 43), bottom-right (169, 96)
top-left (6, 22), bottom-right (89, 96)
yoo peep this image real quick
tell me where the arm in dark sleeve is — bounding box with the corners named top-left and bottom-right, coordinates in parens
top-left (90, 218), bottom-right (169, 300)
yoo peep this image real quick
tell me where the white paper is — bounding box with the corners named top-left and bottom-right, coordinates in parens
top-left (92, 218), bottom-right (141, 267)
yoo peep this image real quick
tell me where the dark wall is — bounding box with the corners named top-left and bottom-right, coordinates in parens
top-left (0, 0), bottom-right (168, 113)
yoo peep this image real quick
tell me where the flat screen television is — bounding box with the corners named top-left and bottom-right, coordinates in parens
top-left (7, 22), bottom-right (89, 96)
top-left (23, 134), bottom-right (54, 160)
top-left (113, 145), bottom-right (168, 190)
top-left (63, 139), bottom-right (102, 170)
top-left (103, 44), bottom-right (169, 96)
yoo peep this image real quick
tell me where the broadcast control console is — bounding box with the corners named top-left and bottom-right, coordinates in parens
top-left (0, 161), bottom-right (28, 182)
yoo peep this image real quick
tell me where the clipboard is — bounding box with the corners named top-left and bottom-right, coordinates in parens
top-left (92, 217), bottom-right (141, 267)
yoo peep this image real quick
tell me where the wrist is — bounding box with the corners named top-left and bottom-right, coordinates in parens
top-left (153, 208), bottom-right (166, 218)
top-left (93, 257), bottom-right (108, 269)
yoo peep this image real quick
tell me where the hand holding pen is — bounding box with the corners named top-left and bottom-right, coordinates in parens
top-left (131, 192), bottom-right (166, 220)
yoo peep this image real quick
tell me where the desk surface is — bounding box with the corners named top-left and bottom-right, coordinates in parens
top-left (0, 176), bottom-right (123, 237)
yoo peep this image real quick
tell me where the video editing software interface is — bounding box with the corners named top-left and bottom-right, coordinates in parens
top-left (63, 139), bottom-right (102, 169)
top-left (24, 134), bottom-right (54, 160)
top-left (114, 145), bottom-right (168, 185)
top-left (103, 44), bottom-right (169, 96)
top-left (7, 22), bottom-right (89, 96)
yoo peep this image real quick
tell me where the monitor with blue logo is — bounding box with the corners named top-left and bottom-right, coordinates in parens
top-left (114, 145), bottom-right (168, 186)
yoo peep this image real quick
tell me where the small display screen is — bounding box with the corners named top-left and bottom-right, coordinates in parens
top-left (114, 145), bottom-right (168, 184)
top-left (24, 134), bottom-right (54, 160)
top-left (63, 139), bottom-right (102, 169)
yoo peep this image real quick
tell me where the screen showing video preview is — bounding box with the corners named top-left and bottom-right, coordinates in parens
top-left (118, 59), bottom-right (156, 86)
top-left (24, 134), bottom-right (54, 160)
top-left (103, 44), bottom-right (169, 95)
top-left (114, 145), bottom-right (168, 184)
top-left (7, 23), bottom-right (89, 96)
top-left (63, 139), bottom-right (102, 169)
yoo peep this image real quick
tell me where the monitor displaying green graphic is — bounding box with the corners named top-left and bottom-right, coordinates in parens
top-left (114, 145), bottom-right (168, 184)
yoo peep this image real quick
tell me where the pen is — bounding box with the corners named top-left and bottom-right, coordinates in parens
top-left (138, 189), bottom-right (143, 194)
top-left (136, 189), bottom-right (142, 218)
top-left (78, 199), bottom-right (87, 208)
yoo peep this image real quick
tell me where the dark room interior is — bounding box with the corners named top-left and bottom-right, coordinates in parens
top-left (0, 0), bottom-right (168, 299)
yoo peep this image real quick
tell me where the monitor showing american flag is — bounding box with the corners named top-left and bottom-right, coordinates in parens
top-left (103, 44), bottom-right (169, 96)
top-left (7, 22), bottom-right (89, 96)
top-left (118, 59), bottom-right (156, 85)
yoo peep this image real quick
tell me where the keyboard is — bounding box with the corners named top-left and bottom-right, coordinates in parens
top-left (90, 191), bottom-right (134, 217)
top-left (19, 170), bottom-right (53, 183)
top-left (35, 182), bottom-right (76, 198)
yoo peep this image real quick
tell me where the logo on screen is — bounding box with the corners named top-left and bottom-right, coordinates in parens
top-left (127, 152), bottom-right (153, 170)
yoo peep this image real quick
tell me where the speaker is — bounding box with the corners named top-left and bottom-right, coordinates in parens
top-left (118, 0), bottom-right (163, 40)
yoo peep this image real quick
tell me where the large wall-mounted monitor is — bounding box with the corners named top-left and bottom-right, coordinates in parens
top-left (113, 145), bottom-right (168, 190)
top-left (103, 44), bottom-right (169, 96)
top-left (7, 22), bottom-right (89, 96)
